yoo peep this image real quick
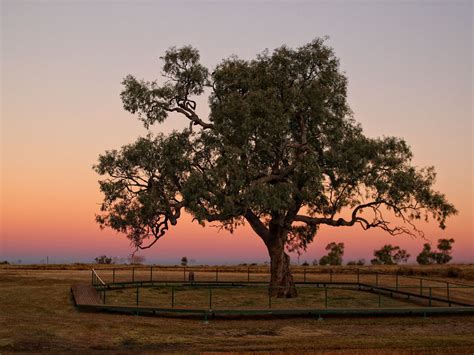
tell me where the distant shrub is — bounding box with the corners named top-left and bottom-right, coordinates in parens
top-left (94, 255), bottom-right (113, 264)
top-left (0, 260), bottom-right (9, 265)
top-left (446, 267), bottom-right (461, 278)
top-left (312, 259), bottom-right (318, 266)
top-left (181, 256), bottom-right (188, 266)
top-left (301, 261), bottom-right (309, 266)
top-left (347, 259), bottom-right (365, 266)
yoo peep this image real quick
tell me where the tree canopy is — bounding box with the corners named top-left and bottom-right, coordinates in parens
top-left (371, 244), bottom-right (410, 265)
top-left (416, 238), bottom-right (455, 265)
top-left (94, 38), bottom-right (457, 297)
top-left (319, 242), bottom-right (344, 266)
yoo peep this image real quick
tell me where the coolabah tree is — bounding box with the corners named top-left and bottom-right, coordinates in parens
top-left (417, 238), bottom-right (455, 265)
top-left (319, 242), bottom-right (344, 266)
top-left (371, 245), bottom-right (410, 265)
top-left (434, 238), bottom-right (455, 264)
top-left (416, 243), bottom-right (434, 265)
top-left (95, 38), bottom-right (456, 297)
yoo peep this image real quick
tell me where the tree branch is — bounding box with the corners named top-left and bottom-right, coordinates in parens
top-left (167, 105), bottom-right (214, 130)
top-left (244, 210), bottom-right (270, 242)
top-left (295, 199), bottom-right (425, 238)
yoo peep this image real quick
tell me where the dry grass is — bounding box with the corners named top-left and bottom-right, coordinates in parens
top-left (106, 284), bottom-right (419, 310)
top-left (3, 263), bottom-right (474, 281)
top-left (92, 265), bottom-right (474, 308)
top-left (1, 266), bottom-right (474, 353)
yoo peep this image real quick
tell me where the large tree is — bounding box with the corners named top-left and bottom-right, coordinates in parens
top-left (94, 38), bottom-right (456, 297)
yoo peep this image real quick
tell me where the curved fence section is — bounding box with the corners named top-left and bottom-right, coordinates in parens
top-left (72, 266), bottom-right (474, 318)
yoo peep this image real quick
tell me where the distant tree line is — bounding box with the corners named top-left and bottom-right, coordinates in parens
top-left (94, 254), bottom-right (147, 265)
top-left (305, 238), bottom-right (455, 266)
top-left (93, 239), bottom-right (455, 266)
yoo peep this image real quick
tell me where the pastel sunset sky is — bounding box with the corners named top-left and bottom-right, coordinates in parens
top-left (1, 1), bottom-right (472, 264)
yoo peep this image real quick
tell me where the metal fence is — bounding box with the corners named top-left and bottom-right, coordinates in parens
top-left (91, 266), bottom-right (474, 311)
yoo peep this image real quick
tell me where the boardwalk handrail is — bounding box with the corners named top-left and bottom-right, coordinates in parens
top-left (92, 268), bottom-right (106, 286)
top-left (80, 267), bottom-right (474, 317)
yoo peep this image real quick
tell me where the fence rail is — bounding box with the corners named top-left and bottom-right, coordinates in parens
top-left (89, 266), bottom-right (474, 312)
top-left (91, 268), bottom-right (106, 286)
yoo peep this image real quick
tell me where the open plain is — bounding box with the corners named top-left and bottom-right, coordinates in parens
top-left (1, 264), bottom-right (474, 353)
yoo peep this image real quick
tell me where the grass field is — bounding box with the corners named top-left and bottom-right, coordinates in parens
top-left (104, 284), bottom-right (423, 310)
top-left (1, 265), bottom-right (474, 353)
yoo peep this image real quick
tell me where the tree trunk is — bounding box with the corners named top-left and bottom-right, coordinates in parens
top-left (267, 237), bottom-right (297, 298)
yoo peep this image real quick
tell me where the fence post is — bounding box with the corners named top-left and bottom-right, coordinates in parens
top-left (396, 274), bottom-right (399, 291)
top-left (447, 283), bottom-right (451, 306)
top-left (268, 286), bottom-right (272, 308)
top-left (420, 278), bottom-right (423, 296)
top-left (136, 286), bottom-right (139, 306)
top-left (304, 268), bottom-right (307, 283)
top-left (171, 286), bottom-right (175, 308)
top-left (112, 268), bottom-right (115, 283)
top-left (215, 267), bottom-right (218, 282)
top-left (247, 266), bottom-right (250, 283)
top-left (132, 267), bottom-right (135, 283)
top-left (209, 287), bottom-right (213, 309)
top-left (150, 266), bottom-right (153, 282)
top-left (357, 268), bottom-right (360, 284)
top-left (325, 285), bottom-right (328, 308)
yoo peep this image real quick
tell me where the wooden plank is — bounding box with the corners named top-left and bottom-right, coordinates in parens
top-left (74, 303), bottom-right (474, 317)
top-left (71, 284), bottom-right (103, 306)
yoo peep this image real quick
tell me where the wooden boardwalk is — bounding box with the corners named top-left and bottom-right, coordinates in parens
top-left (71, 284), bottom-right (103, 306)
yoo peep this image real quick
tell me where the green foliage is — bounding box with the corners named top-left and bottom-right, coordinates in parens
top-left (95, 38), bottom-right (457, 256)
top-left (416, 243), bottom-right (433, 265)
top-left (371, 245), bottom-right (410, 265)
top-left (319, 242), bottom-right (344, 265)
top-left (416, 238), bottom-right (455, 265)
